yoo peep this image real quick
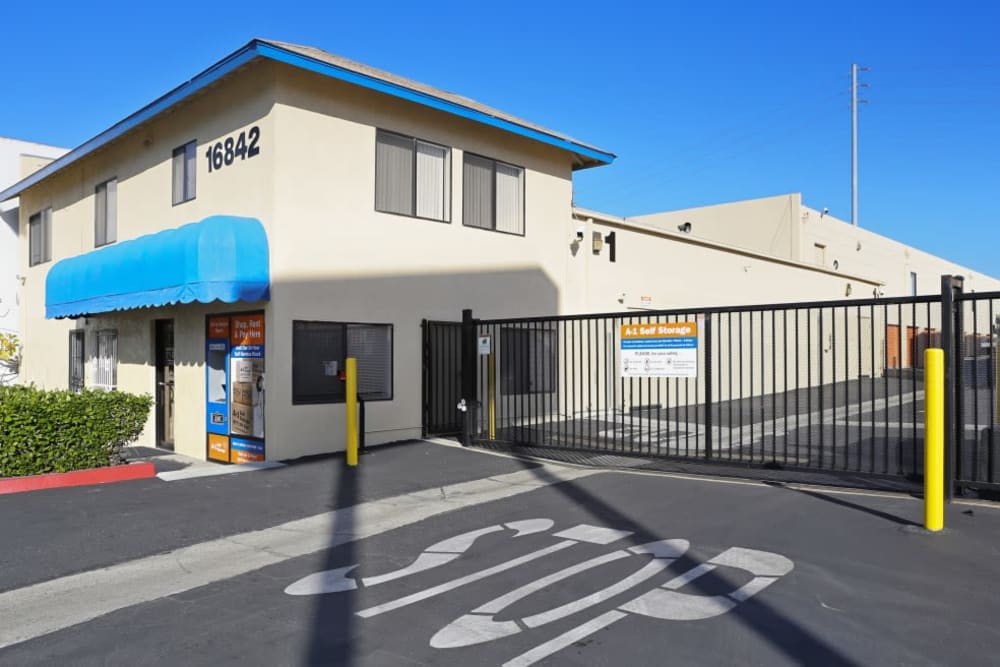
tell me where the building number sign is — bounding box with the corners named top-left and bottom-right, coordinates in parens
top-left (206, 126), bottom-right (260, 172)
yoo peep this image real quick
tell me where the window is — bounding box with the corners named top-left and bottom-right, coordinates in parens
top-left (375, 130), bottom-right (450, 221)
top-left (28, 208), bottom-right (52, 266)
top-left (93, 329), bottom-right (118, 390)
top-left (911, 271), bottom-right (918, 296)
top-left (500, 326), bottom-right (556, 394)
top-left (292, 321), bottom-right (393, 405)
top-left (95, 178), bottom-right (117, 247)
top-left (463, 154), bottom-right (524, 235)
top-left (69, 330), bottom-right (85, 392)
top-left (172, 141), bottom-right (197, 204)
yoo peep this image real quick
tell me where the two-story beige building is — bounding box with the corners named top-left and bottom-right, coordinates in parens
top-left (2, 39), bottom-right (615, 463)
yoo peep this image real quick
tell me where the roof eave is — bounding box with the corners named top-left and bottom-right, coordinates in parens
top-left (1, 39), bottom-right (614, 201)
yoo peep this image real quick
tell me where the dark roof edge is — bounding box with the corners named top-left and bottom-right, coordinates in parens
top-left (1, 39), bottom-right (614, 201)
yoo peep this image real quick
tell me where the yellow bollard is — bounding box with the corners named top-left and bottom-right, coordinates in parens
top-left (346, 357), bottom-right (358, 467)
top-left (924, 348), bottom-right (944, 531)
top-left (488, 352), bottom-right (496, 440)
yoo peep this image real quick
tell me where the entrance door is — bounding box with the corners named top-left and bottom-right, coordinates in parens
top-left (155, 319), bottom-right (175, 450)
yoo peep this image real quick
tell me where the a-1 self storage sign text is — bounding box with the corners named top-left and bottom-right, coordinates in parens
top-left (620, 323), bottom-right (698, 378)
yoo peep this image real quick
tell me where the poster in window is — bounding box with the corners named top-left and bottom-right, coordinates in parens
top-left (230, 314), bottom-right (265, 441)
top-left (205, 313), bottom-right (266, 464)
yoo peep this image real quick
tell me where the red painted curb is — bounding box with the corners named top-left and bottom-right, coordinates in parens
top-left (0, 462), bottom-right (157, 495)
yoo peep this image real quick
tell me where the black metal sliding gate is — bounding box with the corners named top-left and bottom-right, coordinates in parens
top-left (954, 288), bottom-right (1000, 492)
top-left (422, 277), bottom-right (1000, 494)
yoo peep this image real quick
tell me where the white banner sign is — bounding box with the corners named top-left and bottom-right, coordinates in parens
top-left (620, 322), bottom-right (698, 378)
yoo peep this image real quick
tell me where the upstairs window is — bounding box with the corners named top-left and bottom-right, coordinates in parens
top-left (28, 208), bottom-right (52, 266)
top-left (172, 141), bottom-right (197, 205)
top-left (375, 130), bottom-right (450, 222)
top-left (95, 178), bottom-right (118, 247)
top-left (463, 154), bottom-right (524, 235)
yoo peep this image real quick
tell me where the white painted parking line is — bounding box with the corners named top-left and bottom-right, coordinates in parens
top-left (0, 465), bottom-right (596, 650)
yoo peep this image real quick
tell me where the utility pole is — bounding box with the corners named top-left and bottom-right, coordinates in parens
top-left (851, 64), bottom-right (869, 227)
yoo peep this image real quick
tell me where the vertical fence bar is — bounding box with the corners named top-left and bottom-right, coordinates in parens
top-left (857, 304), bottom-right (863, 472)
top-left (705, 313), bottom-right (713, 460)
top-left (912, 301), bottom-right (918, 476)
top-left (771, 309), bottom-right (777, 463)
top-left (818, 308), bottom-right (825, 469)
top-left (870, 303), bottom-right (876, 474)
top-left (973, 298), bottom-right (980, 482)
top-left (896, 303), bottom-right (912, 475)
top-left (807, 308), bottom-right (813, 467)
top-left (783, 309), bottom-right (789, 465)
top-left (795, 308), bottom-right (801, 466)
top-left (991, 299), bottom-right (997, 485)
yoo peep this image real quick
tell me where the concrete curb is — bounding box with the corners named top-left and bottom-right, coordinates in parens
top-left (156, 460), bottom-right (285, 481)
top-left (0, 462), bottom-right (157, 495)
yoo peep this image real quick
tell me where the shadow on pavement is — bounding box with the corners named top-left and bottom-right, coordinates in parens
top-left (764, 480), bottom-right (919, 527)
top-left (304, 457), bottom-right (359, 666)
top-left (513, 454), bottom-right (862, 666)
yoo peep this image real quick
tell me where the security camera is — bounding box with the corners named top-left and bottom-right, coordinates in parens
top-left (678, 222), bottom-right (692, 233)
top-left (821, 207), bottom-right (829, 217)
top-left (575, 226), bottom-right (585, 241)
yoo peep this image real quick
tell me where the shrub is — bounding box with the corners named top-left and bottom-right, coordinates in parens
top-left (0, 386), bottom-right (153, 477)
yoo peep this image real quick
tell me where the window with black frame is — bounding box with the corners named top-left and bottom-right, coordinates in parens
top-left (292, 320), bottom-right (393, 404)
top-left (375, 129), bottom-right (450, 222)
top-left (500, 326), bottom-right (556, 394)
top-left (463, 153), bottom-right (524, 235)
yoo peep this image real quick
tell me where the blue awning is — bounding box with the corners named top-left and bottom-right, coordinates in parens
top-left (46, 215), bottom-right (270, 319)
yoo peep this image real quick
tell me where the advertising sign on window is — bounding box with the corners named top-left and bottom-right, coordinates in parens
top-left (205, 313), bottom-right (265, 463)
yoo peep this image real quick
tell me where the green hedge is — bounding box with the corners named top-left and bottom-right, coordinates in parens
top-left (0, 386), bottom-right (152, 477)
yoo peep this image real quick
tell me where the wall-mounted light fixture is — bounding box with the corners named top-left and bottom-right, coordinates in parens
top-left (845, 283), bottom-right (852, 296)
top-left (592, 231), bottom-right (603, 253)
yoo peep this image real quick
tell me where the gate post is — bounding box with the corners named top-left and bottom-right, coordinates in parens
top-left (461, 309), bottom-right (478, 447)
top-left (941, 275), bottom-right (964, 501)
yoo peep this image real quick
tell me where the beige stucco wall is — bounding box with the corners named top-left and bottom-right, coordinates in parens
top-left (799, 205), bottom-right (1000, 297)
top-left (265, 65), bottom-right (576, 459)
top-left (631, 194), bottom-right (1000, 299)
top-left (18, 60), bottom-right (277, 459)
top-left (631, 194), bottom-right (802, 262)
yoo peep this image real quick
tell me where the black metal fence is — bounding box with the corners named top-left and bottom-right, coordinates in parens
top-left (422, 276), bottom-right (1000, 494)
top-left (422, 320), bottom-right (463, 437)
top-left (463, 295), bottom-right (942, 484)
top-left (955, 290), bottom-right (1000, 491)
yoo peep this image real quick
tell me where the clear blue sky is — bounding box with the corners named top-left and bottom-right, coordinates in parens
top-left (5, 1), bottom-right (999, 277)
